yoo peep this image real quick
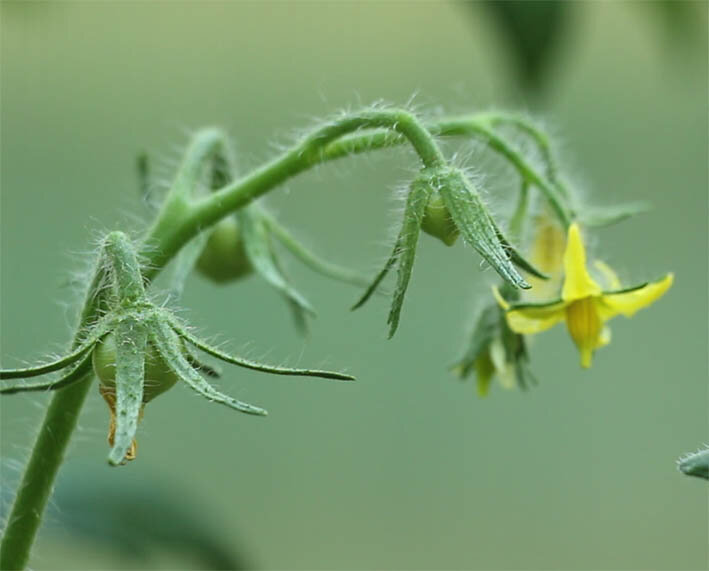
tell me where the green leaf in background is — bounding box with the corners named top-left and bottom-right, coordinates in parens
top-left (44, 466), bottom-right (252, 570)
top-left (480, 0), bottom-right (569, 91)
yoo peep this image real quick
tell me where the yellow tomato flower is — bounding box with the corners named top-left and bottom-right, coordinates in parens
top-left (495, 223), bottom-right (673, 368)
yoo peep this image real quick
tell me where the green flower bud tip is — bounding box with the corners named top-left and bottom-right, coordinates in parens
top-left (420, 193), bottom-right (460, 246)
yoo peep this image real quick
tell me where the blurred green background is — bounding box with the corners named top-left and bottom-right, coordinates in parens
top-left (1, 2), bottom-right (707, 569)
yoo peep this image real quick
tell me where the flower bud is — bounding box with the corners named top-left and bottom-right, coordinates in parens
top-left (92, 332), bottom-right (180, 404)
top-left (92, 331), bottom-right (179, 461)
top-left (421, 193), bottom-right (460, 246)
top-left (195, 217), bottom-right (253, 283)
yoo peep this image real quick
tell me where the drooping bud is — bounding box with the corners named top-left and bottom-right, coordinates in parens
top-left (195, 217), bottom-right (253, 283)
top-left (421, 193), bottom-right (460, 246)
top-left (452, 296), bottom-right (536, 396)
top-left (92, 331), bottom-right (180, 405)
top-left (428, 167), bottom-right (543, 289)
top-left (353, 166), bottom-right (546, 338)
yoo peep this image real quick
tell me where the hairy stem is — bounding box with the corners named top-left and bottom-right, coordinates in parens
top-left (0, 107), bottom-right (446, 568)
top-left (321, 115), bottom-right (574, 226)
top-left (2, 109), bottom-right (570, 568)
top-left (141, 108), bottom-right (445, 276)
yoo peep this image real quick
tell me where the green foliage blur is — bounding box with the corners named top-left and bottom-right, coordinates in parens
top-left (1, 2), bottom-right (707, 569)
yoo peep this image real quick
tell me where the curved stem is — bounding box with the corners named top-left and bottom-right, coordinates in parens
top-left (476, 113), bottom-right (558, 181)
top-left (477, 112), bottom-right (572, 201)
top-left (432, 119), bottom-right (572, 226)
top-left (0, 374), bottom-right (93, 570)
top-left (140, 108), bottom-right (445, 276)
top-left (1, 109), bottom-right (568, 568)
top-left (0, 108), bottom-right (445, 568)
top-left (166, 127), bottom-right (231, 204)
top-left (318, 116), bottom-right (574, 227)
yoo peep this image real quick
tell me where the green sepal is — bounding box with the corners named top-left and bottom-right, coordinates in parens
top-left (0, 317), bottom-right (113, 380)
top-left (601, 282), bottom-right (650, 296)
top-left (475, 352), bottom-right (495, 397)
top-left (270, 247), bottom-right (310, 336)
top-left (351, 236), bottom-right (401, 310)
top-left (238, 206), bottom-right (315, 317)
top-left (451, 305), bottom-right (498, 379)
top-left (499, 312), bottom-right (537, 390)
top-left (107, 317), bottom-right (147, 466)
top-left (169, 317), bottom-right (355, 381)
top-left (436, 168), bottom-right (530, 289)
top-left (581, 202), bottom-right (650, 228)
top-left (386, 176), bottom-right (431, 338)
top-left (501, 296), bottom-right (565, 312)
top-left (0, 344), bottom-right (92, 381)
top-left (678, 448), bottom-right (709, 480)
top-left (0, 352), bottom-right (94, 395)
top-left (453, 295), bottom-right (538, 394)
top-left (149, 318), bottom-right (267, 416)
top-left (263, 213), bottom-right (370, 288)
top-left (514, 352), bottom-right (538, 391)
top-left (185, 348), bottom-right (221, 379)
top-left (491, 223), bottom-right (548, 280)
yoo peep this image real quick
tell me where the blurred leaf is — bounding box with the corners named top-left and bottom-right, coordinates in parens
top-left (481, 0), bottom-right (570, 90)
top-left (49, 468), bottom-right (252, 569)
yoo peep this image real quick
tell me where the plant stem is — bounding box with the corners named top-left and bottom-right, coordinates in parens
top-left (2, 109), bottom-right (570, 568)
top-left (321, 116), bottom-right (574, 226)
top-left (141, 108), bottom-right (445, 275)
top-left (0, 107), bottom-right (445, 569)
top-left (0, 375), bottom-right (93, 570)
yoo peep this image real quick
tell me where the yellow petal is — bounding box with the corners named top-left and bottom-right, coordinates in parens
top-left (598, 273), bottom-right (674, 319)
top-left (565, 297), bottom-right (603, 368)
top-left (526, 216), bottom-right (566, 300)
top-left (531, 217), bottom-right (567, 274)
top-left (561, 223), bottom-right (602, 302)
top-left (505, 301), bottom-right (567, 334)
top-left (594, 260), bottom-right (622, 290)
